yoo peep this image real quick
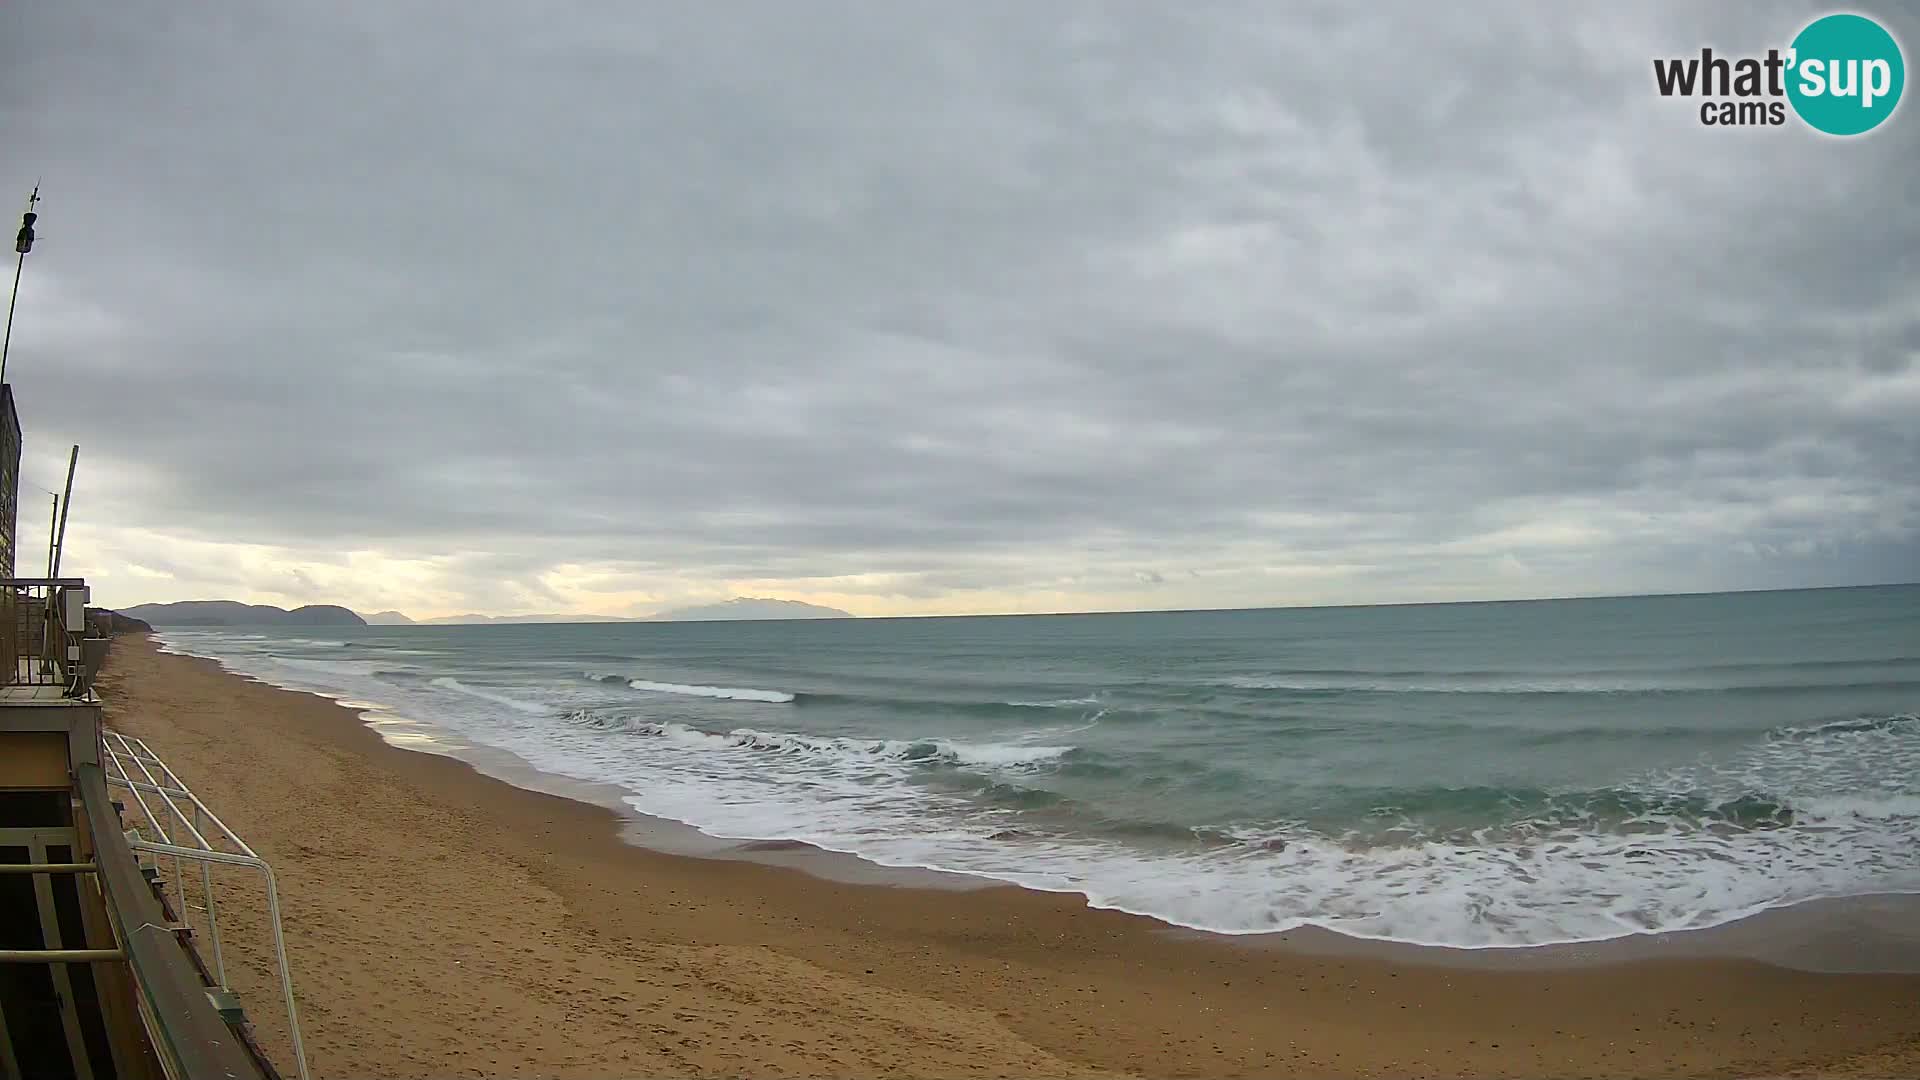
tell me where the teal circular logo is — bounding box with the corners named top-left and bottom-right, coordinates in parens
top-left (1787, 13), bottom-right (1905, 135)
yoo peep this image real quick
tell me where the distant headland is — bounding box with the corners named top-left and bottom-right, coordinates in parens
top-left (112, 596), bottom-right (853, 627)
top-left (118, 601), bottom-right (368, 627)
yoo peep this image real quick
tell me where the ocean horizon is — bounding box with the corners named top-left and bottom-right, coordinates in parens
top-left (154, 582), bottom-right (1920, 950)
top-left (378, 579), bottom-right (1920, 625)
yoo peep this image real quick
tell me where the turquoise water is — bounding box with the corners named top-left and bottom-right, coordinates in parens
top-left (157, 585), bottom-right (1920, 947)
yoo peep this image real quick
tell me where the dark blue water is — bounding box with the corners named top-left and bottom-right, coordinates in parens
top-left (158, 585), bottom-right (1920, 946)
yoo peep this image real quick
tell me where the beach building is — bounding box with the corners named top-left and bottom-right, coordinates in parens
top-left (0, 378), bottom-right (296, 1079)
top-left (0, 386), bottom-right (19, 577)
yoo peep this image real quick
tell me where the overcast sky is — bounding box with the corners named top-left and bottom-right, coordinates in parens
top-left (2, 2), bottom-right (1915, 619)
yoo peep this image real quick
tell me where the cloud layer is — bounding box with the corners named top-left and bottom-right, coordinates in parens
top-left (3, 1), bottom-right (1915, 616)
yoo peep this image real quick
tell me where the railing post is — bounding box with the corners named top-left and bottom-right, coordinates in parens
top-left (194, 801), bottom-right (226, 988)
top-left (259, 860), bottom-right (310, 1080)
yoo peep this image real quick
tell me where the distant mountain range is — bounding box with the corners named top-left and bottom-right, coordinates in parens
top-left (412, 613), bottom-right (635, 625)
top-left (115, 597), bottom-right (851, 627)
top-left (119, 601), bottom-right (367, 627)
top-left (646, 597), bottom-right (852, 621)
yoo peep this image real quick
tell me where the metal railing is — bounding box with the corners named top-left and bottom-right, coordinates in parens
top-left (0, 576), bottom-right (94, 694)
top-left (75, 763), bottom-right (270, 1080)
top-left (101, 728), bottom-right (311, 1080)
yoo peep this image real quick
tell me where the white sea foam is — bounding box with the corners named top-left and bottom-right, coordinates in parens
top-left (585, 671), bottom-right (795, 702)
top-left (597, 728), bottom-right (1920, 946)
top-left (273, 654), bottom-right (386, 678)
top-left (596, 718), bottom-right (1073, 769)
top-left (1010, 709), bottom-right (1107, 740)
top-left (151, 634), bottom-right (218, 660)
top-left (528, 711), bottom-right (1920, 947)
top-left (626, 679), bottom-right (794, 703)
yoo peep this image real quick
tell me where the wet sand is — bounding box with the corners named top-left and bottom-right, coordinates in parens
top-left (97, 635), bottom-right (1920, 1078)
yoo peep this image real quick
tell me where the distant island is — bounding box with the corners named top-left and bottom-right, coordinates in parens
top-left (362, 610), bottom-right (415, 625)
top-left (119, 600), bottom-right (367, 627)
top-left (646, 597), bottom-right (852, 621)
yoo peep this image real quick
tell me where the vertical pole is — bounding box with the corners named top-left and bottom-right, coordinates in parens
top-left (261, 862), bottom-right (312, 1080)
top-left (194, 801), bottom-right (226, 987)
top-left (51, 444), bottom-right (76, 578)
top-left (0, 249), bottom-right (23, 387)
top-left (40, 494), bottom-right (57, 676)
top-left (46, 447), bottom-right (78, 682)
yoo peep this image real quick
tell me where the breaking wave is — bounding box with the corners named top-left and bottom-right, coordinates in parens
top-left (565, 712), bottom-right (1074, 768)
top-left (585, 672), bottom-right (794, 703)
top-left (430, 677), bottom-right (550, 715)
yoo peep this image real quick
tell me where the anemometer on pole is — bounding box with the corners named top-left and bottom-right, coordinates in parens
top-left (0, 187), bottom-right (77, 595)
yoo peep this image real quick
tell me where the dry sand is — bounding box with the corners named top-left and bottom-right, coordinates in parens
top-left (97, 635), bottom-right (1920, 1079)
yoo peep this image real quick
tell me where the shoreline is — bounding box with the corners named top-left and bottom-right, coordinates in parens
top-left (350, 690), bottom-right (1920, 973)
top-left (155, 631), bottom-right (1920, 971)
top-left (378, 742), bottom-right (1920, 975)
top-left (103, 634), bottom-right (1920, 1078)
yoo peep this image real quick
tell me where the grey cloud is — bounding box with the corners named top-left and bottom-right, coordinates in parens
top-left (2, 1), bottom-right (1916, 614)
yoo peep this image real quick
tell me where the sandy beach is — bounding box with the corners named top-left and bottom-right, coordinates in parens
top-left (94, 635), bottom-right (1920, 1079)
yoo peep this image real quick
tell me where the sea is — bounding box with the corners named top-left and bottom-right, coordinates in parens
top-left (153, 584), bottom-right (1919, 949)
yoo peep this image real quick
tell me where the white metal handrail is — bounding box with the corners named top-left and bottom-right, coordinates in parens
top-left (101, 729), bottom-right (311, 1080)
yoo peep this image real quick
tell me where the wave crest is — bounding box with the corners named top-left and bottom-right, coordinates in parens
top-left (564, 712), bottom-right (1073, 769)
top-left (431, 677), bottom-right (549, 715)
top-left (1770, 712), bottom-right (1918, 740)
top-left (1229, 676), bottom-right (1920, 696)
top-left (584, 671), bottom-right (794, 703)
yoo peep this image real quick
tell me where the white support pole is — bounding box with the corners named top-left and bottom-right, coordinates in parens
top-left (193, 800), bottom-right (225, 986)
